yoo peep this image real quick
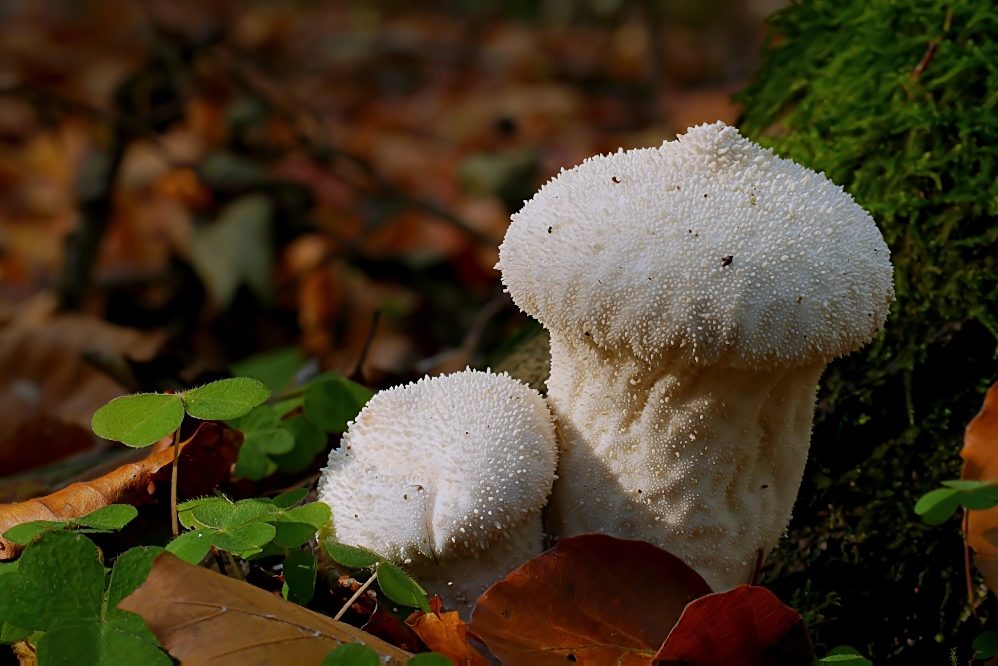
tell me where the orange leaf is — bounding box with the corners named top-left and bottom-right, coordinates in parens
top-left (407, 611), bottom-right (490, 666)
top-left (652, 585), bottom-right (813, 665)
top-left (961, 382), bottom-right (998, 556)
top-left (468, 534), bottom-right (713, 666)
top-left (0, 422), bottom-right (239, 559)
top-left (119, 552), bottom-right (410, 665)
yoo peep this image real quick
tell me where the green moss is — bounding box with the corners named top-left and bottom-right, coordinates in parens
top-left (736, 0), bottom-right (998, 660)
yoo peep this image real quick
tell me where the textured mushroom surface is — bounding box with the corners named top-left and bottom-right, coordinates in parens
top-left (497, 122), bottom-right (894, 590)
top-left (317, 369), bottom-right (558, 612)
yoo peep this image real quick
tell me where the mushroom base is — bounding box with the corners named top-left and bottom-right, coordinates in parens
top-left (407, 513), bottom-right (544, 618)
top-left (545, 332), bottom-right (824, 591)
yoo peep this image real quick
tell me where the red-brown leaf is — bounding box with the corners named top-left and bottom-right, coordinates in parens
top-left (652, 585), bottom-right (814, 665)
top-left (468, 533), bottom-right (713, 666)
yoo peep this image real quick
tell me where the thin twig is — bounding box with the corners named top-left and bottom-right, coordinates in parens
top-left (350, 310), bottom-right (382, 381)
top-left (911, 40), bottom-right (938, 81)
top-left (226, 551), bottom-right (244, 581)
top-left (964, 508), bottom-right (979, 620)
top-left (170, 428), bottom-right (181, 537)
top-left (213, 547), bottom-right (228, 576)
top-left (333, 571), bottom-right (378, 622)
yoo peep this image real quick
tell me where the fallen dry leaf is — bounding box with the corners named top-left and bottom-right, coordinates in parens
top-left (407, 610), bottom-right (490, 666)
top-left (652, 585), bottom-right (813, 665)
top-left (0, 422), bottom-right (239, 558)
top-left (0, 415), bottom-right (94, 477)
top-left (0, 297), bottom-right (165, 446)
top-left (962, 382), bottom-right (998, 560)
top-left (119, 552), bottom-right (411, 665)
top-left (468, 533), bottom-right (713, 666)
top-left (961, 382), bottom-right (998, 593)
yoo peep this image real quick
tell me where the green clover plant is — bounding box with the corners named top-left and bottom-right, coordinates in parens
top-left (167, 488), bottom-right (330, 605)
top-left (0, 506), bottom-right (168, 665)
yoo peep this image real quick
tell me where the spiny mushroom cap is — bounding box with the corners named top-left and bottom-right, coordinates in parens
top-left (317, 369), bottom-right (557, 563)
top-left (497, 122), bottom-right (895, 369)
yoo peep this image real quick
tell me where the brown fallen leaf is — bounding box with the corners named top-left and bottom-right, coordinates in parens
top-left (468, 533), bottom-right (713, 666)
top-left (652, 585), bottom-right (813, 665)
top-left (407, 610), bottom-right (490, 666)
top-left (119, 552), bottom-right (411, 665)
top-left (962, 382), bottom-right (998, 559)
top-left (0, 296), bottom-right (165, 446)
top-left (0, 422), bottom-right (239, 558)
top-left (0, 415), bottom-right (95, 478)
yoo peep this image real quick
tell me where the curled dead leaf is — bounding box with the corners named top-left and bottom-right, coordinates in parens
top-left (0, 422), bottom-right (239, 558)
top-left (962, 382), bottom-right (998, 556)
top-left (652, 585), bottom-right (813, 665)
top-left (468, 533), bottom-right (713, 666)
top-left (119, 552), bottom-right (410, 665)
top-left (406, 610), bottom-right (490, 666)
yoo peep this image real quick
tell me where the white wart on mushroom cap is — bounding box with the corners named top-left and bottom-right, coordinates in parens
top-left (317, 369), bottom-right (557, 610)
top-left (497, 122), bottom-right (894, 591)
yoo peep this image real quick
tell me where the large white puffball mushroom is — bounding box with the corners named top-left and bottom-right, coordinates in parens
top-left (497, 122), bottom-right (894, 591)
top-left (317, 369), bottom-right (558, 615)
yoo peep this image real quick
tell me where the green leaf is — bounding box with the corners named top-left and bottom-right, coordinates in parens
top-left (224, 498), bottom-right (278, 526)
top-left (178, 497), bottom-right (231, 529)
top-left (166, 528), bottom-right (217, 564)
top-left (323, 542), bottom-right (382, 569)
top-left (1, 531), bottom-right (104, 630)
top-left (272, 488), bottom-right (309, 510)
top-left (230, 348), bottom-right (305, 394)
top-left (213, 522), bottom-right (276, 554)
top-left (322, 643), bottom-right (381, 666)
top-left (283, 550), bottom-right (318, 605)
top-left (189, 193), bottom-right (274, 306)
top-left (191, 500), bottom-right (239, 529)
top-left (91, 394), bottom-right (184, 447)
top-left (407, 654), bottom-right (455, 666)
top-left (941, 480), bottom-right (996, 491)
top-left (377, 562), bottom-right (429, 612)
top-left (73, 505), bottom-right (139, 531)
top-left (302, 374), bottom-right (373, 433)
top-left (106, 546), bottom-right (163, 644)
top-left (236, 404), bottom-right (280, 431)
top-left (272, 416), bottom-right (327, 473)
top-left (244, 428), bottom-right (295, 454)
top-left (182, 377), bottom-right (271, 421)
top-left (36, 623), bottom-right (170, 666)
top-left (273, 396), bottom-right (304, 418)
top-left (974, 631), bottom-right (998, 660)
top-left (0, 623), bottom-right (30, 644)
top-left (13, 538), bottom-right (170, 665)
top-left (914, 488), bottom-right (962, 525)
top-left (274, 503), bottom-right (331, 548)
top-left (2, 520), bottom-right (67, 545)
top-left (960, 490), bottom-right (998, 511)
top-left (233, 440), bottom-right (278, 480)
top-left (816, 646), bottom-right (871, 665)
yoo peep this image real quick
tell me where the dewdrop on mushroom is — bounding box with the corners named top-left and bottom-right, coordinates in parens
top-left (497, 122), bottom-right (894, 591)
top-left (316, 369), bottom-right (558, 615)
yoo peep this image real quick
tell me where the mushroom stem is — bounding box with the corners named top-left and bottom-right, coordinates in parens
top-left (546, 332), bottom-right (824, 591)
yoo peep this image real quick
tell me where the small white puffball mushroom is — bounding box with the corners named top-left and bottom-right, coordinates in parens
top-left (497, 122), bottom-right (894, 591)
top-left (316, 368), bottom-right (558, 615)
